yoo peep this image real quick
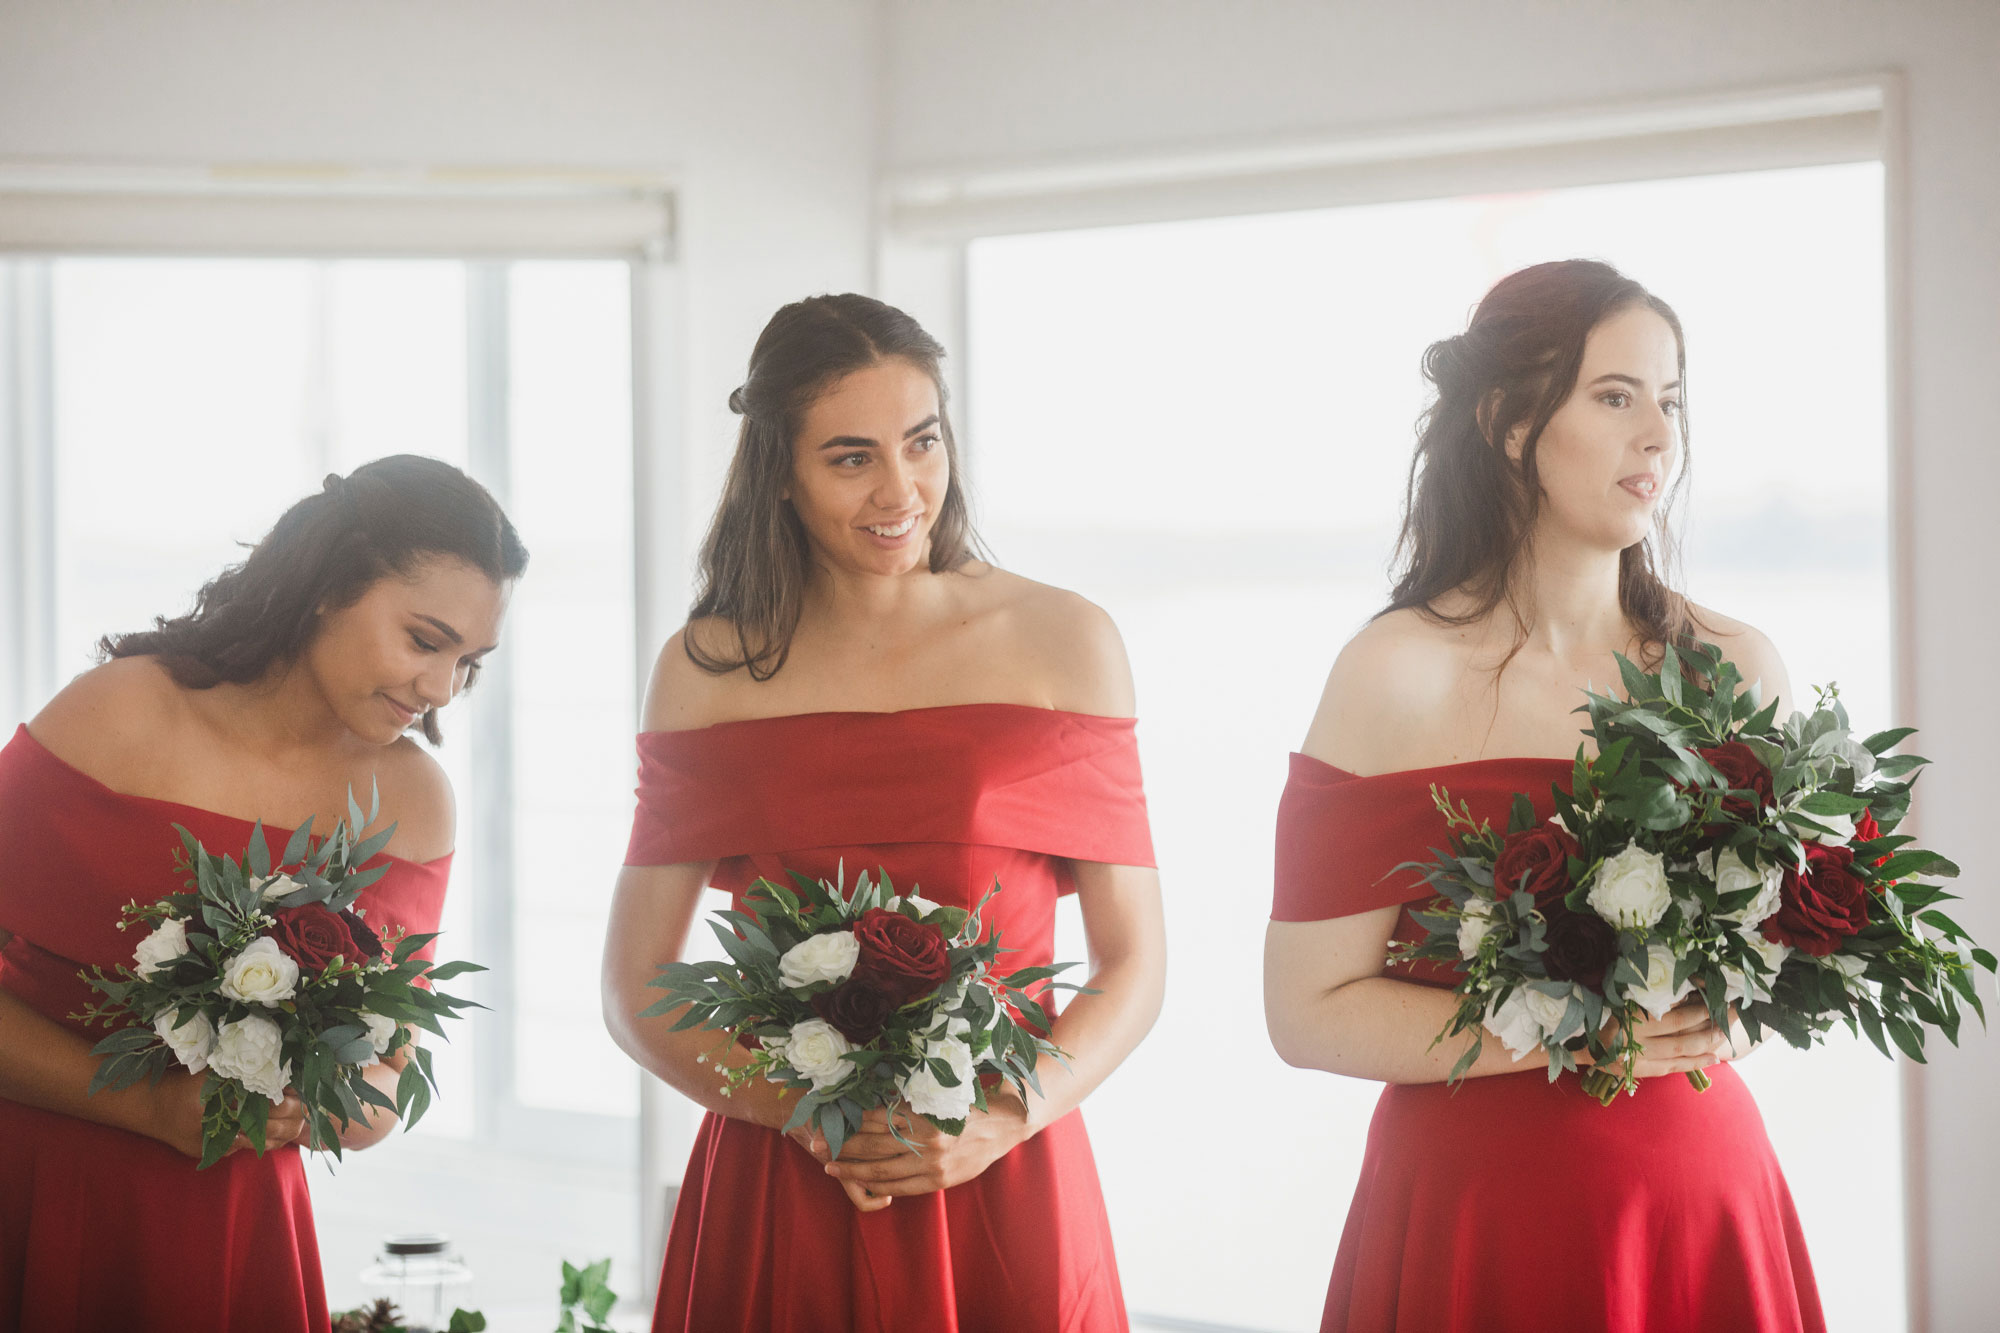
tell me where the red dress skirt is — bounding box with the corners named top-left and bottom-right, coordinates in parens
top-left (1274, 753), bottom-right (1825, 1333)
top-left (0, 725), bottom-right (451, 1333)
top-left (625, 704), bottom-right (1156, 1333)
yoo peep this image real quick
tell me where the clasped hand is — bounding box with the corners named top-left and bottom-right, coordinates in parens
top-left (787, 1094), bottom-right (1032, 1213)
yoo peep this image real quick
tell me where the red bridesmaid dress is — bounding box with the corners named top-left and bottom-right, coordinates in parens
top-left (0, 724), bottom-right (452, 1333)
top-left (1275, 753), bottom-right (1825, 1333)
top-left (625, 703), bottom-right (1155, 1333)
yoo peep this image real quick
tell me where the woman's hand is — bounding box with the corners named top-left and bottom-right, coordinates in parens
top-left (802, 1095), bottom-right (1033, 1210)
top-left (148, 1071), bottom-right (308, 1161)
top-left (1579, 996), bottom-right (1737, 1080)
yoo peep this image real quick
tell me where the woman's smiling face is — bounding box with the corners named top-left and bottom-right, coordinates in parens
top-left (787, 357), bottom-right (950, 579)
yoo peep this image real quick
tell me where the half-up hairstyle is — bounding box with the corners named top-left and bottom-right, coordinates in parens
top-left (1385, 259), bottom-right (1698, 665)
top-left (686, 293), bottom-right (981, 679)
top-left (100, 454), bottom-right (528, 743)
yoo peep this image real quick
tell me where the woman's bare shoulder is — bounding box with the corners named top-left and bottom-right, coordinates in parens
top-left (1302, 609), bottom-right (1471, 771)
top-left (641, 620), bottom-right (745, 732)
top-left (970, 569), bottom-right (1134, 717)
top-left (362, 737), bottom-right (456, 863)
top-left (1687, 604), bottom-right (1793, 712)
top-left (29, 657), bottom-right (192, 776)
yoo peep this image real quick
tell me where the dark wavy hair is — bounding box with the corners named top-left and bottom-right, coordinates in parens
top-left (685, 293), bottom-right (981, 678)
top-left (100, 454), bottom-right (528, 743)
top-left (1384, 259), bottom-right (1698, 665)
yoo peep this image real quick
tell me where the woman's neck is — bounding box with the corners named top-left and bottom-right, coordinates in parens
top-left (198, 660), bottom-right (352, 761)
top-left (801, 554), bottom-right (948, 629)
top-left (1503, 529), bottom-right (1634, 663)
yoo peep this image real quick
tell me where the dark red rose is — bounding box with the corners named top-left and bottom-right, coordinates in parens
top-left (810, 975), bottom-right (900, 1044)
top-left (268, 903), bottom-right (362, 971)
top-left (1542, 909), bottom-right (1619, 990)
top-left (1697, 743), bottom-right (1776, 824)
top-left (1493, 824), bottom-right (1581, 909)
top-left (1763, 843), bottom-right (1870, 956)
top-left (851, 907), bottom-right (950, 1003)
top-left (339, 907), bottom-right (384, 960)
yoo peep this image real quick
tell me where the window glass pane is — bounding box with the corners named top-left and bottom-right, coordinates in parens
top-left (967, 160), bottom-right (1893, 1332)
top-left (51, 259), bottom-right (317, 679)
top-left (506, 260), bottom-right (639, 1117)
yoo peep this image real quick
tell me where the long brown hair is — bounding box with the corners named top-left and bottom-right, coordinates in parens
top-left (101, 454), bottom-right (528, 744)
top-left (685, 293), bottom-right (981, 679)
top-left (1385, 259), bottom-right (1697, 663)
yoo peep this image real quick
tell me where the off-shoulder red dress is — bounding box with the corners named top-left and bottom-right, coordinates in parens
top-left (625, 703), bottom-right (1155, 1333)
top-left (1274, 754), bottom-right (1824, 1333)
top-left (0, 724), bottom-right (452, 1333)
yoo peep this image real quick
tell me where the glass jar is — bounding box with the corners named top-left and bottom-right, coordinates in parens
top-left (358, 1233), bottom-right (473, 1332)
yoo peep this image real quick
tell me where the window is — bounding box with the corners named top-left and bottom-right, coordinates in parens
top-left (965, 161), bottom-right (1895, 1332)
top-left (1, 254), bottom-right (643, 1315)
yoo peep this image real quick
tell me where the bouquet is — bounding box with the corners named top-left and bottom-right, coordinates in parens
top-left (77, 787), bottom-right (482, 1166)
top-left (644, 866), bottom-right (1087, 1157)
top-left (1395, 640), bottom-right (1994, 1104)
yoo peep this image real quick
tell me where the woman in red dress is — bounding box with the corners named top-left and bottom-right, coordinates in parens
top-left (0, 455), bottom-right (525, 1333)
top-left (1264, 261), bottom-right (1825, 1333)
top-left (603, 294), bottom-right (1167, 1333)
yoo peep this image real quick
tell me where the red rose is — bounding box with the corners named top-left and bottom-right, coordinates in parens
top-left (1493, 824), bottom-right (1580, 909)
top-left (1854, 810), bottom-right (1881, 844)
top-left (810, 976), bottom-right (900, 1044)
top-left (339, 907), bottom-right (384, 960)
top-left (1763, 843), bottom-right (1870, 956)
top-left (851, 908), bottom-right (951, 1003)
top-left (1543, 909), bottom-right (1619, 990)
top-left (1697, 743), bottom-right (1775, 824)
top-left (268, 903), bottom-right (362, 971)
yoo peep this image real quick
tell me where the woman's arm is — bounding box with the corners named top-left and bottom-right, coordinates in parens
top-left (0, 980), bottom-right (306, 1156)
top-left (1262, 618), bottom-right (1733, 1085)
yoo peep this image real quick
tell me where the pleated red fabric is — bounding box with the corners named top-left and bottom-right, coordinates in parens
top-left (1275, 753), bottom-right (1825, 1333)
top-left (626, 704), bottom-right (1154, 1333)
top-left (0, 724), bottom-right (452, 1333)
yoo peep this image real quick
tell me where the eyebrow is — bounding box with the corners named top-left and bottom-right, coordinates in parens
top-left (815, 415), bottom-right (943, 451)
top-left (1590, 373), bottom-right (1683, 392)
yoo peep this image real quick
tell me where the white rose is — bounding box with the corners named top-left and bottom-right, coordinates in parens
top-left (152, 1008), bottom-right (215, 1073)
top-left (1810, 811), bottom-right (1858, 848)
top-left (1586, 842), bottom-right (1673, 930)
top-left (1483, 985), bottom-right (1572, 1060)
top-left (1723, 935), bottom-right (1793, 1004)
top-left (1626, 942), bottom-right (1697, 1020)
top-left (1456, 900), bottom-right (1496, 960)
top-left (208, 1014), bottom-right (292, 1101)
top-left (133, 917), bottom-right (191, 979)
top-left (219, 935), bottom-right (301, 1008)
top-left (782, 1018), bottom-right (855, 1091)
top-left (889, 894), bottom-right (943, 917)
top-left (904, 1035), bottom-right (977, 1119)
top-left (1704, 848), bottom-right (1786, 932)
top-left (777, 930), bottom-right (860, 990)
top-left (355, 1011), bottom-right (400, 1068)
top-left (258, 873), bottom-right (308, 903)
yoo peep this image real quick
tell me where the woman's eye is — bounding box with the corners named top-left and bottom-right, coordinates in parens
top-left (911, 434), bottom-right (940, 453)
top-left (834, 452), bottom-right (870, 468)
top-left (1602, 391), bottom-right (1631, 409)
top-left (1662, 399), bottom-right (1683, 417)
top-left (410, 634), bottom-right (437, 653)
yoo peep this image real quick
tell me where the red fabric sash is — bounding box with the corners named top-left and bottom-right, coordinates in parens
top-left (625, 703), bottom-right (1155, 870)
top-left (1272, 752), bottom-right (1572, 922)
top-left (0, 725), bottom-right (451, 975)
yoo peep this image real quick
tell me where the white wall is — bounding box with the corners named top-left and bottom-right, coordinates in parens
top-left (0, 0), bottom-right (882, 549)
top-left (881, 3), bottom-right (2000, 1328)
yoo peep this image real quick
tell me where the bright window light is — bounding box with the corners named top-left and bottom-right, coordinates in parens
top-left (968, 160), bottom-right (1893, 1333)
